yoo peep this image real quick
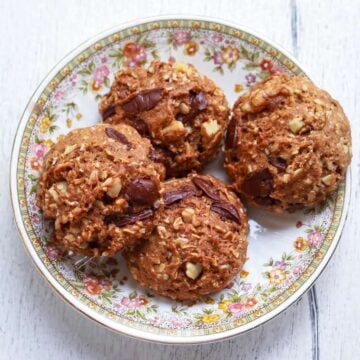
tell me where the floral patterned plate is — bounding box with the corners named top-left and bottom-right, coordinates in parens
top-left (10, 16), bottom-right (350, 344)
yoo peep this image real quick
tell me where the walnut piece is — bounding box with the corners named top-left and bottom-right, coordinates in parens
top-left (181, 207), bottom-right (195, 223)
top-left (289, 117), bottom-right (304, 134)
top-left (185, 262), bottom-right (202, 280)
top-left (202, 119), bottom-right (220, 137)
top-left (106, 178), bottom-right (122, 198)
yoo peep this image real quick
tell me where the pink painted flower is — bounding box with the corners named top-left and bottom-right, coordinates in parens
top-left (93, 65), bottom-right (110, 87)
top-left (126, 59), bottom-right (138, 69)
top-left (149, 316), bottom-right (160, 326)
top-left (31, 143), bottom-right (48, 159)
top-left (274, 260), bottom-right (286, 271)
top-left (212, 33), bottom-right (223, 43)
top-left (293, 265), bottom-right (303, 276)
top-left (307, 231), bottom-right (323, 248)
top-left (133, 45), bottom-right (147, 63)
top-left (227, 302), bottom-right (246, 317)
top-left (171, 319), bottom-right (184, 328)
top-left (245, 73), bottom-right (256, 84)
top-left (173, 30), bottom-right (190, 45)
top-left (270, 65), bottom-right (285, 75)
top-left (46, 244), bottom-right (62, 261)
top-left (54, 89), bottom-right (64, 101)
top-left (32, 214), bottom-right (40, 224)
top-left (99, 278), bottom-right (111, 289)
top-left (121, 296), bottom-right (143, 308)
top-left (241, 283), bottom-right (252, 292)
top-left (69, 74), bottom-right (77, 86)
top-left (168, 56), bottom-right (176, 63)
top-left (213, 51), bottom-right (224, 65)
top-left (100, 55), bottom-right (108, 63)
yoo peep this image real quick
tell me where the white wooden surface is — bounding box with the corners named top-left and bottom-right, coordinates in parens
top-left (0, 0), bottom-right (359, 359)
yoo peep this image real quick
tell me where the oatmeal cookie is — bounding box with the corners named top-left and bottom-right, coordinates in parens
top-left (99, 60), bottom-right (230, 177)
top-left (124, 174), bottom-right (248, 301)
top-left (224, 74), bottom-right (352, 213)
top-left (36, 123), bottom-right (165, 256)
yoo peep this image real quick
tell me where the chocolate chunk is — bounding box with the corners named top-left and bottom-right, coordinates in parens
top-left (148, 147), bottom-right (175, 167)
top-left (163, 185), bottom-right (196, 206)
top-left (102, 193), bottom-right (114, 205)
top-left (148, 148), bottom-right (164, 163)
top-left (192, 176), bottom-right (220, 201)
top-left (225, 116), bottom-right (239, 149)
top-left (121, 88), bottom-right (163, 114)
top-left (176, 91), bottom-right (208, 124)
top-left (268, 155), bottom-right (287, 172)
top-left (102, 105), bottom-right (116, 120)
top-left (105, 208), bottom-right (154, 227)
top-left (210, 201), bottom-right (241, 224)
top-left (105, 128), bottom-right (131, 149)
top-left (266, 95), bottom-right (285, 110)
top-left (241, 169), bottom-right (273, 197)
top-left (124, 117), bottom-right (150, 137)
top-left (123, 178), bottom-right (159, 206)
top-left (193, 91), bottom-right (208, 111)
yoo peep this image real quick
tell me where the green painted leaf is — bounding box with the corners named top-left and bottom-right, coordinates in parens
top-left (49, 125), bottom-right (58, 134)
top-left (136, 310), bottom-right (146, 320)
top-left (88, 62), bottom-right (95, 72)
top-left (240, 46), bottom-right (251, 60)
top-left (28, 174), bottom-right (38, 181)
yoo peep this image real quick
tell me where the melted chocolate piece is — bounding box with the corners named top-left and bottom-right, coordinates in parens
top-left (176, 91), bottom-right (208, 124)
top-left (105, 128), bottom-right (131, 149)
top-left (163, 185), bottom-right (196, 206)
top-left (121, 88), bottom-right (163, 114)
top-left (124, 117), bottom-right (150, 137)
top-left (102, 105), bottom-right (116, 120)
top-left (266, 95), bottom-right (285, 110)
top-left (123, 178), bottom-right (159, 206)
top-left (225, 116), bottom-right (239, 149)
top-left (192, 176), bottom-right (220, 201)
top-left (210, 201), bottom-right (241, 224)
top-left (268, 155), bottom-right (287, 172)
top-left (148, 147), bottom-right (174, 163)
top-left (105, 208), bottom-right (154, 227)
top-left (241, 169), bottom-right (273, 197)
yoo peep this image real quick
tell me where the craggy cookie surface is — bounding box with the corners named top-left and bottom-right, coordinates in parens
top-left (99, 61), bottom-right (230, 177)
top-left (36, 124), bottom-right (165, 256)
top-left (125, 174), bottom-right (248, 301)
top-left (225, 74), bottom-right (352, 213)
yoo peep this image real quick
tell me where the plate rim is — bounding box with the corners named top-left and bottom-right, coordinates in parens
top-left (10, 14), bottom-right (351, 344)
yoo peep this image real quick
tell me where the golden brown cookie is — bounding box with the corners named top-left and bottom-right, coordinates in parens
top-left (36, 123), bottom-right (165, 256)
top-left (99, 61), bottom-right (230, 177)
top-left (124, 174), bottom-right (248, 301)
top-left (224, 74), bottom-right (352, 213)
